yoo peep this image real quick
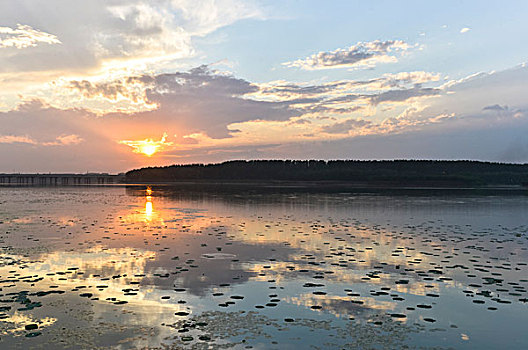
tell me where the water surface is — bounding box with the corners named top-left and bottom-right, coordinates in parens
top-left (0, 186), bottom-right (527, 349)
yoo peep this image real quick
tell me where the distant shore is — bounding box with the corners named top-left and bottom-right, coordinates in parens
top-left (125, 160), bottom-right (528, 188)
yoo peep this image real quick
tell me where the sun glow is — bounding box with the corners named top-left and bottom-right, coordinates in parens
top-left (140, 143), bottom-right (158, 157)
top-left (119, 132), bottom-right (173, 157)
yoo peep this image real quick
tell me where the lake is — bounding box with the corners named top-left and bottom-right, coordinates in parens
top-left (0, 185), bottom-right (527, 349)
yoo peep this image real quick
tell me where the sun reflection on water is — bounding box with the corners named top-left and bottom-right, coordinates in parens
top-left (145, 196), bottom-right (153, 221)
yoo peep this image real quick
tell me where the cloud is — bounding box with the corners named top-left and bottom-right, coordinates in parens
top-left (460, 27), bottom-right (471, 33)
top-left (379, 71), bottom-right (441, 88)
top-left (0, 0), bottom-right (264, 112)
top-left (100, 2), bottom-right (194, 60)
top-left (69, 65), bottom-right (297, 138)
top-left (44, 134), bottom-right (84, 146)
top-left (0, 134), bottom-right (37, 144)
top-left (243, 71), bottom-right (442, 124)
top-left (369, 87), bottom-right (441, 105)
top-left (63, 76), bottom-right (158, 114)
top-left (0, 133), bottom-right (83, 146)
top-left (68, 78), bottom-right (148, 103)
top-left (0, 24), bottom-right (61, 49)
top-left (248, 71), bottom-right (440, 104)
top-left (282, 40), bottom-right (411, 70)
top-left (0, 1), bottom-right (261, 74)
top-left (320, 118), bottom-right (372, 135)
top-left (483, 104), bottom-right (508, 111)
top-left (169, 0), bottom-right (263, 36)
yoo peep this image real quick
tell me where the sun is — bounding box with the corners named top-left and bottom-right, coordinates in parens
top-left (139, 143), bottom-right (158, 157)
top-left (119, 132), bottom-right (173, 157)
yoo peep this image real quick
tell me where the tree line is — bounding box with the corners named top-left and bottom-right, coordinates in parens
top-left (125, 160), bottom-right (528, 187)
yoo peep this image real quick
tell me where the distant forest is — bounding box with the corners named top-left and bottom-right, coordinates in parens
top-left (125, 160), bottom-right (528, 187)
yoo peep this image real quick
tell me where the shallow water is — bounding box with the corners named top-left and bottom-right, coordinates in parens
top-left (0, 185), bottom-right (527, 349)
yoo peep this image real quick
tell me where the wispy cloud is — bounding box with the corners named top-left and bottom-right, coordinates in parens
top-left (0, 24), bottom-right (61, 49)
top-left (0, 134), bottom-right (37, 144)
top-left (248, 71), bottom-right (440, 103)
top-left (282, 40), bottom-right (411, 70)
top-left (0, 133), bottom-right (82, 146)
top-left (43, 134), bottom-right (84, 146)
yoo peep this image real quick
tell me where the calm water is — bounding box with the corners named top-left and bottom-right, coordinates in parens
top-left (0, 185), bottom-right (527, 349)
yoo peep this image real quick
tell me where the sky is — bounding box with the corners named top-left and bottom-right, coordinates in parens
top-left (1, 0), bottom-right (528, 173)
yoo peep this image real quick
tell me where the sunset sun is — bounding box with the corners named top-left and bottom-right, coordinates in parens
top-left (119, 133), bottom-right (173, 157)
top-left (139, 143), bottom-right (158, 157)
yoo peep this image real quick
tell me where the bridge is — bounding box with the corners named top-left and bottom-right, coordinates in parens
top-left (0, 173), bottom-right (125, 185)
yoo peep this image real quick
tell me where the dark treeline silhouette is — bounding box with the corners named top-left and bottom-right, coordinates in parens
top-left (125, 160), bottom-right (528, 187)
